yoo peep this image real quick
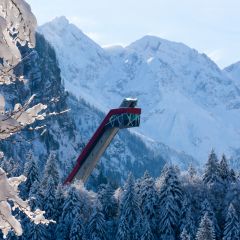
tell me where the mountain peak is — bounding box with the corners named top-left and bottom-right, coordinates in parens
top-left (135, 35), bottom-right (167, 43)
top-left (128, 35), bottom-right (189, 53)
top-left (38, 16), bottom-right (102, 51)
top-left (51, 16), bottom-right (70, 27)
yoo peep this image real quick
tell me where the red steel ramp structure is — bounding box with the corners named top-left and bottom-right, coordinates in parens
top-left (64, 98), bottom-right (141, 184)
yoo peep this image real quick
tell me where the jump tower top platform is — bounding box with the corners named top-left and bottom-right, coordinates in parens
top-left (64, 98), bottom-right (141, 184)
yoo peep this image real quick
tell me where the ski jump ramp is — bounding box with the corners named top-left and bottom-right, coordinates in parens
top-left (64, 98), bottom-right (141, 184)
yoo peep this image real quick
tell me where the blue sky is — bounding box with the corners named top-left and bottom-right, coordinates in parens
top-left (27, 0), bottom-right (240, 68)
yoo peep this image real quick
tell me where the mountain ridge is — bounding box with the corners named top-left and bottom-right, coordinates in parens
top-left (39, 16), bottom-right (240, 165)
top-left (224, 61), bottom-right (240, 88)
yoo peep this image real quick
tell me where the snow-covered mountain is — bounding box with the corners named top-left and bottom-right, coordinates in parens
top-left (1, 32), bottom-right (197, 188)
top-left (39, 16), bottom-right (240, 164)
top-left (224, 61), bottom-right (240, 87)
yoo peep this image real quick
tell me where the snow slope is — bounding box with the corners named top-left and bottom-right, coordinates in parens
top-left (224, 61), bottom-right (240, 88)
top-left (39, 16), bottom-right (240, 164)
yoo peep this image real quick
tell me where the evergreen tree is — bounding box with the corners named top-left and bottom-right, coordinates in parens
top-left (28, 222), bottom-right (49, 240)
top-left (135, 177), bottom-right (142, 196)
top-left (55, 186), bottom-right (82, 240)
top-left (230, 169), bottom-right (237, 182)
top-left (158, 165), bottom-right (183, 239)
top-left (29, 179), bottom-right (42, 210)
top-left (116, 218), bottom-right (130, 240)
top-left (41, 176), bottom-right (57, 238)
top-left (96, 168), bottom-right (108, 186)
top-left (42, 152), bottom-right (60, 187)
top-left (219, 154), bottom-right (231, 183)
top-left (180, 228), bottom-right (190, 240)
top-left (203, 151), bottom-right (225, 232)
top-left (86, 202), bottom-right (107, 240)
top-left (98, 183), bottom-right (118, 239)
top-left (70, 214), bottom-right (85, 240)
top-left (224, 181), bottom-right (240, 217)
top-left (203, 150), bottom-right (221, 185)
top-left (139, 171), bottom-right (159, 236)
top-left (196, 213), bottom-right (216, 240)
top-left (180, 197), bottom-right (196, 238)
top-left (54, 184), bottom-right (65, 221)
top-left (21, 151), bottom-right (39, 199)
top-left (98, 183), bottom-right (118, 220)
top-left (223, 204), bottom-right (240, 240)
top-left (188, 164), bottom-right (197, 181)
top-left (116, 174), bottom-right (142, 240)
top-left (200, 199), bottom-right (220, 239)
top-left (43, 176), bottom-right (57, 219)
top-left (76, 182), bottom-right (93, 222)
top-left (20, 215), bottom-right (32, 240)
top-left (140, 217), bottom-right (155, 240)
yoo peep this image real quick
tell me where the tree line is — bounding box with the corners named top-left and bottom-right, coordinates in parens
top-left (1, 150), bottom-right (240, 240)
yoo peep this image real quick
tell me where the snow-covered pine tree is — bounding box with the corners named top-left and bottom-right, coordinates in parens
top-left (86, 201), bottom-right (107, 240)
top-left (29, 179), bottom-right (42, 210)
top-left (116, 218), bottom-right (130, 240)
top-left (116, 173), bottom-right (142, 240)
top-left (203, 151), bottom-right (225, 233)
top-left (180, 197), bottom-right (196, 239)
top-left (96, 168), bottom-right (108, 186)
top-left (21, 151), bottom-right (39, 199)
top-left (28, 222), bottom-right (49, 240)
top-left (41, 176), bottom-right (58, 239)
top-left (196, 213), bottom-right (216, 240)
top-left (203, 150), bottom-right (221, 185)
top-left (75, 182), bottom-right (93, 222)
top-left (140, 217), bottom-right (155, 240)
top-left (200, 199), bottom-right (220, 239)
top-left (135, 177), bottom-right (142, 196)
top-left (55, 186), bottom-right (83, 240)
top-left (230, 169), bottom-right (237, 182)
top-left (19, 215), bottom-right (32, 240)
top-left (219, 154), bottom-right (232, 184)
top-left (98, 183), bottom-right (118, 238)
top-left (41, 176), bottom-right (57, 238)
top-left (188, 164), bottom-right (197, 181)
top-left (43, 176), bottom-right (57, 219)
top-left (158, 165), bottom-right (183, 239)
top-left (70, 214), bottom-right (85, 240)
top-left (54, 184), bottom-right (65, 221)
top-left (98, 183), bottom-right (118, 220)
top-left (138, 171), bottom-right (159, 236)
top-left (42, 152), bottom-right (60, 187)
top-left (224, 180), bottom-right (240, 219)
top-left (180, 228), bottom-right (190, 240)
top-left (223, 204), bottom-right (240, 240)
